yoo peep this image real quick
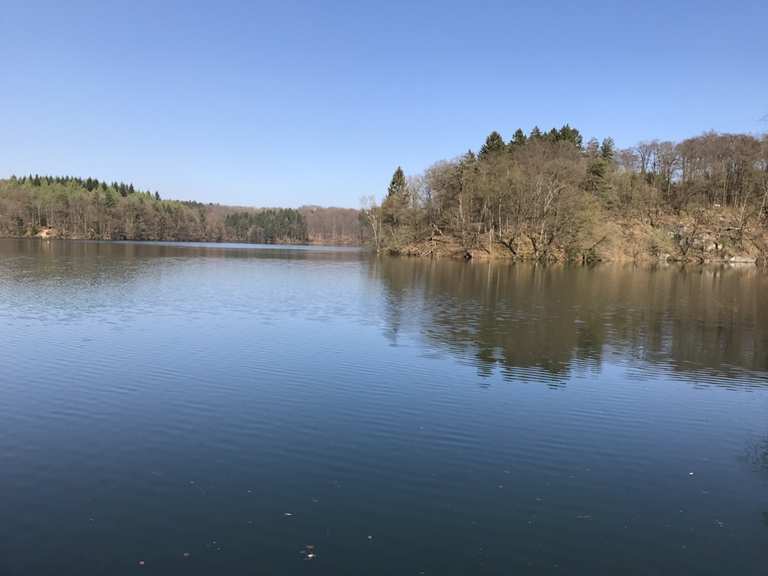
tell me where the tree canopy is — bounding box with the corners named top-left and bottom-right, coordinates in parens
top-left (0, 176), bottom-right (311, 244)
top-left (363, 127), bottom-right (768, 262)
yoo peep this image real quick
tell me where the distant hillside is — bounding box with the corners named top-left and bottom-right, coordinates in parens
top-left (0, 176), bottom-right (363, 245)
top-left (299, 205), bottom-right (364, 245)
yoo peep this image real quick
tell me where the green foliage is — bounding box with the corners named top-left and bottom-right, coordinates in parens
top-left (600, 138), bottom-right (615, 160)
top-left (509, 129), bottom-right (527, 147)
top-left (382, 166), bottom-right (411, 228)
top-left (557, 124), bottom-right (583, 148)
top-left (223, 209), bottom-right (308, 243)
top-left (386, 166), bottom-right (406, 199)
top-left (479, 131), bottom-right (506, 158)
top-left (0, 176), bottom-right (308, 244)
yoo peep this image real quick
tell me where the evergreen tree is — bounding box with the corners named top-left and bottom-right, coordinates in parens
top-left (600, 137), bottom-right (615, 161)
top-left (509, 128), bottom-right (527, 147)
top-left (557, 124), bottom-right (583, 148)
top-left (387, 166), bottom-right (406, 199)
top-left (382, 166), bottom-right (410, 226)
top-left (587, 158), bottom-right (607, 180)
top-left (546, 128), bottom-right (559, 142)
top-left (479, 131), bottom-right (506, 158)
top-left (104, 189), bottom-right (117, 208)
top-left (529, 126), bottom-right (542, 141)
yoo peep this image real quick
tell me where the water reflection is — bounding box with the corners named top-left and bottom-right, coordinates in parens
top-left (0, 238), bottom-right (361, 267)
top-left (3, 239), bottom-right (766, 383)
top-left (0, 239), bottom-right (364, 326)
top-left (371, 258), bottom-right (768, 383)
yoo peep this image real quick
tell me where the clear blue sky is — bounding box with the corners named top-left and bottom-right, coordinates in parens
top-left (1, 0), bottom-right (766, 208)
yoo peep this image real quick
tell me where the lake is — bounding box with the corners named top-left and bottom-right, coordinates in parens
top-left (1, 239), bottom-right (766, 575)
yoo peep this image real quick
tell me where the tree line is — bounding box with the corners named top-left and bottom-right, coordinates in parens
top-left (0, 175), bottom-right (361, 244)
top-left (224, 209), bottom-right (307, 244)
top-left (362, 127), bottom-right (768, 262)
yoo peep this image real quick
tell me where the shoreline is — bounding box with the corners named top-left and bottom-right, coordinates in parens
top-left (3, 235), bottom-right (762, 266)
top-left (0, 232), bottom-right (360, 249)
top-left (382, 230), bottom-right (766, 266)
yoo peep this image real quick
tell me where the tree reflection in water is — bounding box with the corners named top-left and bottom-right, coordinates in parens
top-left (372, 258), bottom-right (768, 386)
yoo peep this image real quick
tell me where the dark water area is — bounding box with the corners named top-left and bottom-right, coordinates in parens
top-left (1, 239), bottom-right (766, 575)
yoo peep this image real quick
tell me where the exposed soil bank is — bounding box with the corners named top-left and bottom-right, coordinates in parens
top-left (390, 213), bottom-right (768, 266)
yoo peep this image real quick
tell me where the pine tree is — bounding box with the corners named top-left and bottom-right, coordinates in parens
top-left (104, 189), bottom-right (117, 208)
top-left (529, 126), bottom-right (542, 141)
top-left (510, 128), bottom-right (527, 147)
top-left (546, 128), bottom-right (559, 142)
top-left (383, 166), bottom-right (410, 227)
top-left (479, 131), bottom-right (505, 158)
top-left (558, 124), bottom-right (583, 148)
top-left (600, 137), bottom-right (615, 161)
top-left (584, 139), bottom-right (615, 203)
top-left (387, 166), bottom-right (406, 199)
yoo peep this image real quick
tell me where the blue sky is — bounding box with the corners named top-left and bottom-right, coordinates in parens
top-left (1, 0), bottom-right (766, 208)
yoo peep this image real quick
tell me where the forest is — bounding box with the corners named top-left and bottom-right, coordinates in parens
top-left (0, 175), bottom-right (362, 244)
top-left (4, 127), bottom-right (768, 262)
top-left (362, 127), bottom-right (768, 263)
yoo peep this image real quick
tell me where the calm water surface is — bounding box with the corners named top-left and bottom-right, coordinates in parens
top-left (1, 239), bottom-right (767, 575)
